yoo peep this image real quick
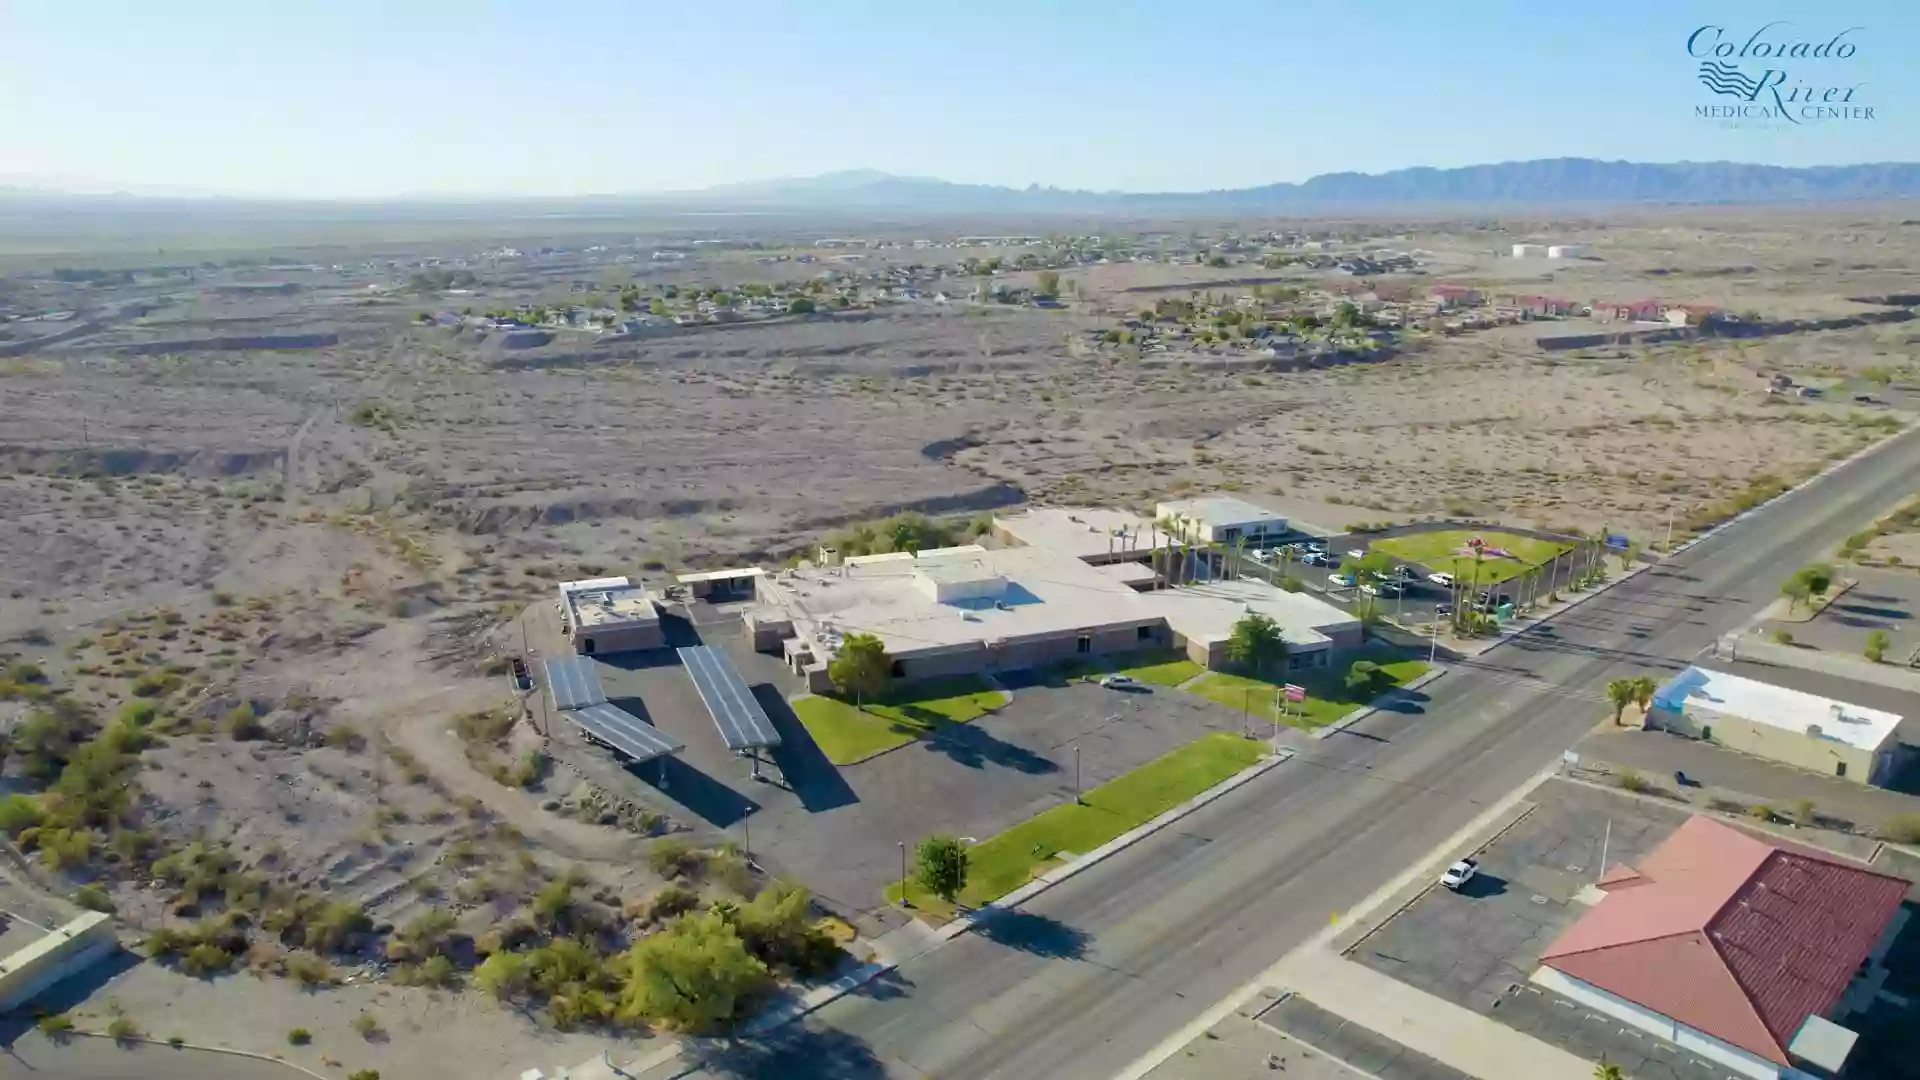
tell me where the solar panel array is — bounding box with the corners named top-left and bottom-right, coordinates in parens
top-left (565, 703), bottom-right (684, 765)
top-left (678, 645), bottom-right (781, 751)
top-left (543, 656), bottom-right (607, 712)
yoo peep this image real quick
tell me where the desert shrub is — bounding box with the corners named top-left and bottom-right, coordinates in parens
top-left (1772, 628), bottom-right (1795, 645)
top-left (6, 662), bottom-right (47, 685)
top-left (348, 1070), bottom-right (382, 1080)
top-left (37, 1013), bottom-right (74, 1036)
top-left (352, 1013), bottom-right (381, 1038)
top-left (288, 1027), bottom-right (311, 1045)
top-left (1883, 814), bottom-right (1920, 845)
top-left (131, 670), bottom-right (182, 698)
top-left (224, 704), bottom-right (265, 741)
top-left (106, 1016), bottom-right (139, 1041)
top-left (640, 883), bottom-right (700, 924)
top-left (72, 884), bottom-right (115, 913)
top-left (323, 724), bottom-right (363, 750)
top-left (1865, 629), bottom-right (1891, 663)
top-left (116, 700), bottom-right (160, 727)
top-left (1748, 803), bottom-right (1776, 823)
top-left (509, 748), bottom-right (548, 789)
top-left (284, 952), bottom-right (335, 987)
top-left (0, 794), bottom-right (46, 837)
top-left (1616, 768), bottom-right (1646, 793)
top-left (649, 837), bottom-right (700, 879)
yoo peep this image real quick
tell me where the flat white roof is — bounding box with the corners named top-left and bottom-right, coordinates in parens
top-left (756, 546), bottom-right (1158, 659)
top-left (676, 566), bottom-right (767, 584)
top-left (1656, 667), bottom-right (1901, 753)
top-left (842, 544), bottom-right (985, 568)
top-left (1095, 561), bottom-right (1160, 585)
top-left (559, 575), bottom-right (630, 594)
top-left (993, 507), bottom-right (1172, 561)
top-left (1136, 579), bottom-right (1358, 651)
top-left (1156, 495), bottom-right (1285, 528)
top-left (566, 582), bottom-right (660, 630)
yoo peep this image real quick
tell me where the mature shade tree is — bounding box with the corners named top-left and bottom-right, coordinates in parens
top-left (1225, 613), bottom-right (1287, 679)
top-left (1036, 270), bottom-right (1061, 297)
top-left (1779, 576), bottom-right (1812, 614)
top-left (620, 910), bottom-right (770, 1032)
top-left (916, 835), bottom-right (969, 904)
top-left (788, 297), bottom-right (816, 315)
top-left (828, 632), bottom-right (892, 708)
top-left (1628, 675), bottom-right (1658, 717)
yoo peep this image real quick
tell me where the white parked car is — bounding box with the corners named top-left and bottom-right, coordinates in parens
top-left (1429, 571), bottom-right (1455, 587)
top-left (1328, 572), bottom-right (1357, 588)
top-left (1440, 858), bottom-right (1479, 891)
top-left (1345, 548), bottom-right (1367, 561)
top-left (1251, 549), bottom-right (1273, 563)
top-left (1098, 674), bottom-right (1137, 689)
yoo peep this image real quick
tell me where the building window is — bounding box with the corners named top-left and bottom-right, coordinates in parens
top-left (581, 638), bottom-right (596, 655)
top-left (1137, 625), bottom-right (1153, 641)
top-left (1076, 635), bottom-right (1092, 654)
top-left (1836, 761), bottom-right (1847, 778)
top-left (890, 660), bottom-right (906, 679)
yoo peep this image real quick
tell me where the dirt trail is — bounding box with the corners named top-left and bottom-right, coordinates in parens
top-left (381, 705), bottom-right (648, 864)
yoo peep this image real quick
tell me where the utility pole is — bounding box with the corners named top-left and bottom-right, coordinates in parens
top-left (1072, 745), bottom-right (1082, 804)
top-left (1430, 605), bottom-right (1441, 665)
top-left (898, 841), bottom-right (910, 907)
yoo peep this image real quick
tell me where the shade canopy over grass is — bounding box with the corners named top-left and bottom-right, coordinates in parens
top-left (1368, 529), bottom-right (1573, 587)
top-left (886, 732), bottom-right (1265, 917)
top-left (791, 677), bottom-right (1006, 765)
top-left (1187, 651), bottom-right (1429, 728)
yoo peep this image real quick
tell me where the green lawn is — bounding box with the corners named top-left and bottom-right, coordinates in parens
top-left (1186, 651), bottom-right (1431, 729)
top-left (791, 677), bottom-right (1007, 764)
top-left (1368, 529), bottom-right (1573, 587)
top-left (886, 732), bottom-right (1266, 917)
top-left (1110, 650), bottom-right (1204, 687)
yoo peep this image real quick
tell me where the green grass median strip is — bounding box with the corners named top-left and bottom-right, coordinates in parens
top-left (792, 677), bottom-right (1005, 764)
top-left (1110, 652), bottom-right (1203, 687)
top-left (886, 732), bottom-right (1265, 916)
top-left (1187, 654), bottom-right (1430, 729)
top-left (1368, 529), bottom-right (1572, 587)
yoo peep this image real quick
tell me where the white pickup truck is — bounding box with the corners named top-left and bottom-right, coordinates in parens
top-left (1440, 858), bottom-right (1479, 891)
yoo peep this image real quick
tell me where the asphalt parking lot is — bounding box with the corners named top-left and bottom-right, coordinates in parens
top-left (557, 611), bottom-right (1266, 915)
top-left (1763, 565), bottom-right (1918, 661)
top-left (1350, 778), bottom-right (1725, 1080)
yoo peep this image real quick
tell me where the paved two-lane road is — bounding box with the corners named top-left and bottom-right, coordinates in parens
top-left (658, 425), bottom-right (1920, 1080)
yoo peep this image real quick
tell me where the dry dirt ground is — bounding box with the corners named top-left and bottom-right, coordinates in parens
top-left (1, 209), bottom-right (1917, 1074)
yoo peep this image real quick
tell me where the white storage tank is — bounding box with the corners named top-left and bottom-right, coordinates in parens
top-left (1511, 243), bottom-right (1547, 258)
top-left (1547, 245), bottom-right (1584, 259)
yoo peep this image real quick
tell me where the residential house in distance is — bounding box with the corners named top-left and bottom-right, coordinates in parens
top-left (1646, 666), bottom-right (1910, 786)
top-left (558, 577), bottom-right (663, 655)
top-left (1429, 284), bottom-right (1482, 309)
top-left (1594, 298), bottom-right (1665, 323)
top-left (1535, 815), bottom-right (1908, 1080)
top-left (1154, 495), bottom-right (1290, 547)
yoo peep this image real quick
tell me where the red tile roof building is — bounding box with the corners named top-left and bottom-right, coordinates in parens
top-left (1539, 817), bottom-right (1906, 1071)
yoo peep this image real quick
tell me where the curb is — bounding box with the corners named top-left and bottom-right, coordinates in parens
top-left (64, 1030), bottom-right (328, 1079)
top-left (739, 745), bottom-right (1300, 1037)
top-left (1312, 667), bottom-right (1447, 740)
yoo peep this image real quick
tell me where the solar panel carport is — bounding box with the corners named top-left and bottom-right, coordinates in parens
top-left (542, 656), bottom-right (606, 712)
top-left (564, 702), bottom-right (684, 765)
top-left (678, 645), bottom-right (781, 752)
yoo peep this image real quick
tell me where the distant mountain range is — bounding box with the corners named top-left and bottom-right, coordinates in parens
top-left (655, 160), bottom-right (1920, 211)
top-left (7, 159), bottom-right (1920, 216)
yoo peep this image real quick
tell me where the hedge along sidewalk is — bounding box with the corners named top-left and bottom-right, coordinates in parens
top-left (885, 732), bottom-right (1274, 920)
top-left (788, 676), bottom-right (1011, 766)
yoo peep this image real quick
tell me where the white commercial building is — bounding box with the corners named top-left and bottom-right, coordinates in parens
top-left (1154, 495), bottom-right (1290, 547)
top-left (1648, 666), bottom-right (1908, 786)
top-left (557, 576), bottom-right (662, 655)
top-left (1547, 244), bottom-right (1585, 259)
top-left (1511, 243), bottom-right (1548, 258)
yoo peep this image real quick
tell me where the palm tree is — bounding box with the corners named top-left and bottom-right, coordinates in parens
top-left (1594, 1059), bottom-right (1625, 1080)
top-left (1629, 675), bottom-right (1658, 720)
top-left (1605, 678), bottom-right (1637, 726)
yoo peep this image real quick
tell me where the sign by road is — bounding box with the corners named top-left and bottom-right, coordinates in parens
top-left (1283, 684), bottom-right (1306, 702)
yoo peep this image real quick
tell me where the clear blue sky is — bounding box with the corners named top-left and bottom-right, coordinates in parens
top-left (3, 0), bottom-right (1914, 197)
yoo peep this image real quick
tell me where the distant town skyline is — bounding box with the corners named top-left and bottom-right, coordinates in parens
top-left (4, 0), bottom-right (1916, 199)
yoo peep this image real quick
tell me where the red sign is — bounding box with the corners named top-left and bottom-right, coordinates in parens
top-left (1283, 684), bottom-right (1306, 702)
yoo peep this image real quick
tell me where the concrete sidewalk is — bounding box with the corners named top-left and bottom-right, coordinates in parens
top-left (1274, 951), bottom-right (1593, 1080)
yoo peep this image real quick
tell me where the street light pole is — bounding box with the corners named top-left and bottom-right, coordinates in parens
top-left (1073, 745), bottom-right (1082, 804)
top-left (1429, 605), bottom-right (1441, 664)
top-left (898, 841), bottom-right (910, 907)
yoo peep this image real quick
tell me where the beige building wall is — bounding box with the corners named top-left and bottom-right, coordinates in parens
top-left (573, 623), bottom-right (664, 656)
top-left (1660, 706), bottom-right (1875, 784)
